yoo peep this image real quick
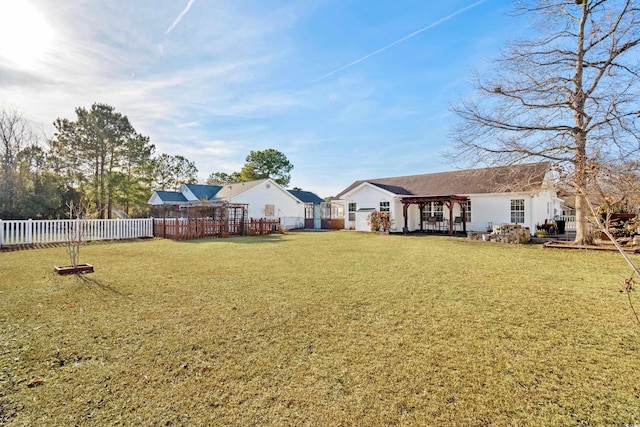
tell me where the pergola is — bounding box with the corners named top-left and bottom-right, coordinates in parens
top-left (399, 195), bottom-right (470, 235)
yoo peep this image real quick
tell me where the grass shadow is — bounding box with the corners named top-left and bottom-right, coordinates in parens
top-left (74, 274), bottom-right (127, 296)
top-left (177, 234), bottom-right (287, 245)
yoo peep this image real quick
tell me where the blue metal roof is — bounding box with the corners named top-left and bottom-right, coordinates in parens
top-left (288, 190), bottom-right (324, 204)
top-left (154, 191), bottom-right (188, 203)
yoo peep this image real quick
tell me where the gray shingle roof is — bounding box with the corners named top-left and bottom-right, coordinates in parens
top-left (336, 162), bottom-right (551, 198)
top-left (369, 183), bottom-right (413, 195)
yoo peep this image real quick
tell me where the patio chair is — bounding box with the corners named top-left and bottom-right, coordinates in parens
top-left (427, 216), bottom-right (438, 232)
top-left (542, 219), bottom-right (557, 235)
top-left (453, 216), bottom-right (463, 232)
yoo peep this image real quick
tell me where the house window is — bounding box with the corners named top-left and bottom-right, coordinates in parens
top-left (433, 202), bottom-right (444, 221)
top-left (422, 201), bottom-right (443, 221)
top-left (380, 201), bottom-right (390, 212)
top-left (348, 203), bottom-right (356, 222)
top-left (465, 201), bottom-right (471, 222)
top-left (511, 199), bottom-right (525, 224)
top-left (422, 202), bottom-right (431, 222)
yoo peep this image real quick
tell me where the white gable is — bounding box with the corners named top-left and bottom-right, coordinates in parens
top-left (177, 184), bottom-right (198, 202)
top-left (339, 182), bottom-right (397, 201)
top-left (223, 179), bottom-right (304, 229)
top-left (340, 183), bottom-right (399, 231)
top-left (148, 192), bottom-right (163, 205)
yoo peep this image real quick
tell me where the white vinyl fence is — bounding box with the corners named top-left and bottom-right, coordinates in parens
top-left (0, 218), bottom-right (153, 247)
top-left (279, 216), bottom-right (304, 230)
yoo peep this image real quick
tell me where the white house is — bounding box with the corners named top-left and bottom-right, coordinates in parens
top-left (335, 162), bottom-right (564, 235)
top-left (148, 179), bottom-right (324, 230)
top-left (217, 180), bottom-right (306, 229)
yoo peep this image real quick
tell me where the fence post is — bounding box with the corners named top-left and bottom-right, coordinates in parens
top-left (27, 219), bottom-right (33, 245)
top-left (0, 219), bottom-right (3, 247)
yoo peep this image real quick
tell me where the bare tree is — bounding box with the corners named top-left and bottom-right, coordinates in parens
top-left (587, 159), bottom-right (640, 214)
top-left (0, 108), bottom-right (37, 218)
top-left (65, 201), bottom-right (86, 268)
top-left (450, 0), bottom-right (640, 244)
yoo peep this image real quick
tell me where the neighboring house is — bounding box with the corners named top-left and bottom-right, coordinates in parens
top-left (335, 162), bottom-right (563, 234)
top-left (287, 190), bottom-right (346, 230)
top-left (148, 179), bottom-right (327, 230)
top-left (147, 190), bottom-right (188, 209)
top-left (288, 190), bottom-right (324, 229)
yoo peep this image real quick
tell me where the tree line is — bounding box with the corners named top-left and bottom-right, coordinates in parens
top-left (0, 103), bottom-right (293, 220)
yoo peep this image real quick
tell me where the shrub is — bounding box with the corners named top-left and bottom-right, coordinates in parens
top-left (368, 210), bottom-right (382, 232)
top-left (368, 211), bottom-right (392, 232)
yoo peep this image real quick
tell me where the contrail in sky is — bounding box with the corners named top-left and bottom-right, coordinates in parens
top-left (313, 0), bottom-right (486, 82)
top-left (165, 0), bottom-right (196, 34)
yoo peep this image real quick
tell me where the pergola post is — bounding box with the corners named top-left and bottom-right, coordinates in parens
top-left (462, 203), bottom-right (467, 234)
top-left (402, 203), bottom-right (409, 234)
top-left (445, 201), bottom-right (454, 235)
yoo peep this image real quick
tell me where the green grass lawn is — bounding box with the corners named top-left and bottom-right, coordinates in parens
top-left (1, 232), bottom-right (639, 425)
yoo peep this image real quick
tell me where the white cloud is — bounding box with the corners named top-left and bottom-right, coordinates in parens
top-left (165, 0), bottom-right (196, 34)
top-left (177, 121), bottom-right (199, 128)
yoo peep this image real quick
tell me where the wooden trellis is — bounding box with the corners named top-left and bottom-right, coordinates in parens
top-left (153, 204), bottom-right (244, 239)
top-left (153, 204), bottom-right (281, 240)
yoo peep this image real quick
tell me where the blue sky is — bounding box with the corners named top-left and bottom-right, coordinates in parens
top-left (0, 0), bottom-right (528, 198)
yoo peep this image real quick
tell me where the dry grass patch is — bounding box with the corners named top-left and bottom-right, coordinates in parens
top-left (1, 232), bottom-right (639, 425)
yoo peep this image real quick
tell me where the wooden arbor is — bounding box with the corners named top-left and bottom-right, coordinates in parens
top-left (399, 195), bottom-right (469, 235)
top-left (153, 203), bottom-right (248, 239)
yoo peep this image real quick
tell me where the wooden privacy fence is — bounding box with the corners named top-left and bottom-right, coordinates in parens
top-left (0, 218), bottom-right (154, 248)
top-left (247, 218), bottom-right (281, 236)
top-left (153, 217), bottom-right (281, 240)
top-left (153, 218), bottom-right (228, 240)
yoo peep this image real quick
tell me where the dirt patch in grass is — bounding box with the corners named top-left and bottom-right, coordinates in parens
top-left (1, 234), bottom-right (639, 425)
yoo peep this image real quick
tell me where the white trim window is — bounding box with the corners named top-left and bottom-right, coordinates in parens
top-left (380, 201), bottom-right (390, 212)
top-left (348, 202), bottom-right (356, 222)
top-left (433, 202), bottom-right (444, 221)
top-left (423, 201), bottom-right (444, 221)
top-left (511, 199), bottom-right (525, 224)
top-left (421, 204), bottom-right (430, 222)
top-left (465, 200), bottom-right (471, 222)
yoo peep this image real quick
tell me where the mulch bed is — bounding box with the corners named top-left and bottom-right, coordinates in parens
top-left (543, 240), bottom-right (640, 253)
top-left (0, 242), bottom-right (66, 252)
